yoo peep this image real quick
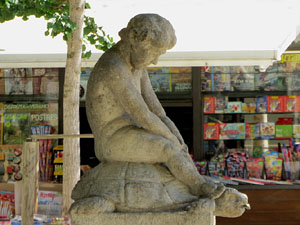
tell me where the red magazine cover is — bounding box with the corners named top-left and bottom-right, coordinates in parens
top-left (203, 96), bottom-right (215, 114)
top-left (204, 123), bottom-right (219, 140)
top-left (267, 96), bottom-right (284, 113)
top-left (284, 96), bottom-right (300, 112)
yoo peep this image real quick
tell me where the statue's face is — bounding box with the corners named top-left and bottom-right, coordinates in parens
top-left (130, 40), bottom-right (167, 69)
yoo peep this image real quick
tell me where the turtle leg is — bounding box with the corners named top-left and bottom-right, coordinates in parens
top-left (69, 197), bottom-right (116, 214)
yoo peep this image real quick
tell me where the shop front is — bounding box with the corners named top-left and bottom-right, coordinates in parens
top-left (1, 50), bottom-right (300, 224)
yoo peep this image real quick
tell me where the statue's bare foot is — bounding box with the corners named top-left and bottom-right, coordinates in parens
top-left (186, 198), bottom-right (215, 213)
top-left (198, 176), bottom-right (225, 199)
top-left (69, 197), bottom-right (115, 214)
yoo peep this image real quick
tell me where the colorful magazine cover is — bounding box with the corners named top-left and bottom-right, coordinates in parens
top-left (230, 67), bottom-right (255, 91)
top-left (245, 123), bottom-right (259, 140)
top-left (80, 67), bottom-right (92, 101)
top-left (201, 71), bottom-right (212, 91)
top-left (285, 96), bottom-right (299, 112)
top-left (287, 74), bottom-right (300, 91)
top-left (204, 123), bottom-right (219, 140)
top-left (4, 68), bottom-right (33, 95)
top-left (3, 113), bottom-right (31, 144)
top-left (212, 73), bottom-right (231, 91)
top-left (33, 68), bottom-right (59, 96)
top-left (169, 67), bottom-right (192, 92)
top-left (246, 157), bottom-right (264, 178)
top-left (256, 96), bottom-right (268, 113)
top-left (259, 122), bottom-right (275, 139)
top-left (38, 191), bottom-right (62, 217)
top-left (148, 67), bottom-right (170, 92)
top-left (227, 101), bottom-right (242, 113)
top-left (219, 123), bottom-right (245, 140)
top-left (215, 96), bottom-right (228, 113)
top-left (293, 124), bottom-right (300, 138)
top-left (203, 96), bottom-right (215, 114)
top-left (267, 96), bottom-right (284, 113)
top-left (4, 102), bottom-right (59, 134)
top-left (263, 151), bottom-right (282, 180)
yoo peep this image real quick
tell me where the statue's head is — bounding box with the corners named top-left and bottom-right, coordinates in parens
top-left (119, 14), bottom-right (176, 68)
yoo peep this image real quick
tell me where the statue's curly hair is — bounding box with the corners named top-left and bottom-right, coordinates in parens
top-left (119, 14), bottom-right (176, 49)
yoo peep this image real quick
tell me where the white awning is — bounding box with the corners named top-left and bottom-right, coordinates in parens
top-left (1, 0), bottom-right (300, 68)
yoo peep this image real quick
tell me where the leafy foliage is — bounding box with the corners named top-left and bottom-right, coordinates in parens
top-left (0, 0), bottom-right (114, 57)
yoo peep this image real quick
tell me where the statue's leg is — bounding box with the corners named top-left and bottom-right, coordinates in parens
top-left (103, 127), bottom-right (224, 199)
top-left (69, 197), bottom-right (115, 215)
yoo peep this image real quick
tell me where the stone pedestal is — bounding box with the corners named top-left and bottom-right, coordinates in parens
top-left (70, 210), bottom-right (216, 225)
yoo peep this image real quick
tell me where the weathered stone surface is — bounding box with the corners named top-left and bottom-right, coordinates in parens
top-left (71, 210), bottom-right (215, 225)
top-left (70, 13), bottom-right (250, 224)
top-left (70, 198), bottom-right (216, 225)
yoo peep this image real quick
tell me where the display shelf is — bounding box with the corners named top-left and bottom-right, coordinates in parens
top-left (80, 97), bottom-right (193, 107)
top-left (0, 94), bottom-right (59, 102)
top-left (0, 182), bottom-right (62, 192)
top-left (204, 138), bottom-right (296, 141)
top-left (232, 184), bottom-right (300, 190)
top-left (204, 112), bottom-right (300, 115)
top-left (202, 90), bottom-right (300, 98)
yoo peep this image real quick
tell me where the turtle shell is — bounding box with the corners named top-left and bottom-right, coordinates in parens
top-left (72, 161), bottom-right (197, 211)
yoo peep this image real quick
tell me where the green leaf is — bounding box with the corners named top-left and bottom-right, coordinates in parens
top-left (82, 44), bottom-right (86, 52)
top-left (85, 3), bottom-right (91, 9)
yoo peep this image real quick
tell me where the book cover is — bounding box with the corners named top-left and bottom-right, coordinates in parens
top-left (212, 73), bottom-right (231, 91)
top-left (201, 72), bottom-right (212, 91)
top-left (287, 74), bottom-right (300, 91)
top-left (231, 72), bottom-right (255, 91)
top-left (245, 123), bottom-right (259, 140)
top-left (284, 96), bottom-right (299, 112)
top-left (169, 67), bottom-right (192, 92)
top-left (264, 151), bottom-right (282, 180)
top-left (267, 96), bottom-right (284, 113)
top-left (219, 123), bottom-right (245, 140)
top-left (30, 103), bottom-right (59, 134)
top-left (38, 191), bottom-right (62, 217)
top-left (203, 96), bottom-right (215, 114)
top-left (148, 67), bottom-right (170, 93)
top-left (204, 123), bottom-right (219, 140)
top-left (259, 122), bottom-right (275, 139)
top-left (293, 124), bottom-right (300, 138)
top-left (33, 68), bottom-right (59, 96)
top-left (275, 118), bottom-right (293, 139)
top-left (227, 101), bottom-right (242, 113)
top-left (3, 113), bottom-right (31, 144)
top-left (246, 157), bottom-right (264, 178)
top-left (215, 96), bottom-right (228, 113)
top-left (4, 68), bottom-right (33, 95)
top-left (242, 103), bottom-right (256, 113)
top-left (256, 96), bottom-right (268, 113)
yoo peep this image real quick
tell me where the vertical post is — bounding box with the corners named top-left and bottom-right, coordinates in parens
top-left (21, 140), bottom-right (39, 225)
top-left (192, 67), bottom-right (203, 160)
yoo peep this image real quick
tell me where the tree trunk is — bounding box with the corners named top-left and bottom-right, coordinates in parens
top-left (62, 0), bottom-right (85, 216)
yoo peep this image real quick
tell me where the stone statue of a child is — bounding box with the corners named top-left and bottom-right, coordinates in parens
top-left (71, 14), bottom-right (249, 218)
top-left (86, 13), bottom-right (223, 199)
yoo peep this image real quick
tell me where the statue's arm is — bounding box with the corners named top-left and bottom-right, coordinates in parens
top-left (141, 69), bottom-right (185, 146)
top-left (106, 68), bottom-right (180, 147)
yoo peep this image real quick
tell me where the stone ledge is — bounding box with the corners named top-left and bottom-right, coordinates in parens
top-left (70, 210), bottom-right (216, 225)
